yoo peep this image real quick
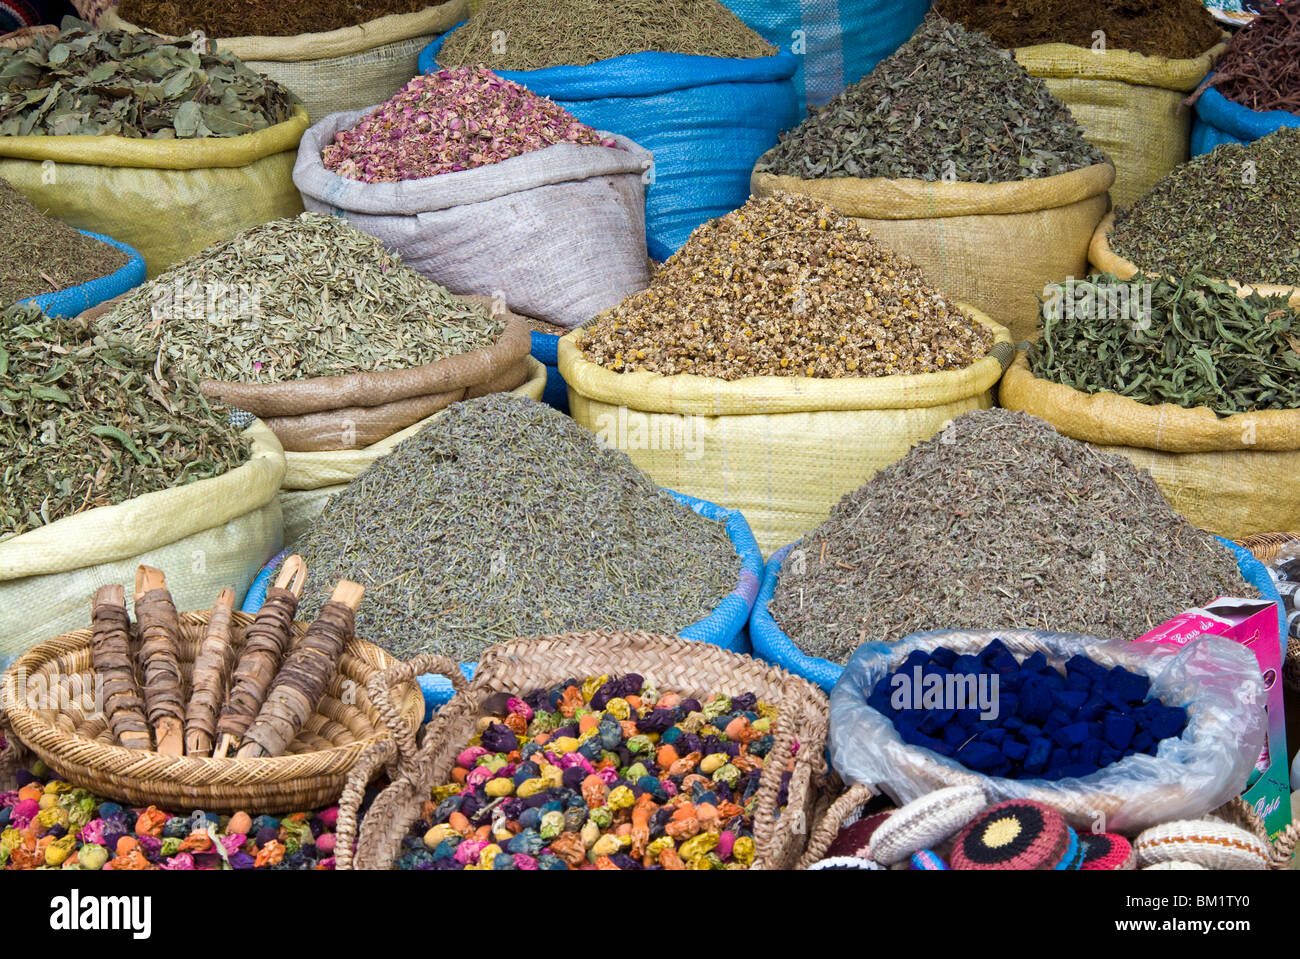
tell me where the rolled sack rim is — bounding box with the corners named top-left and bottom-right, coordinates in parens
top-left (1013, 35), bottom-right (1228, 89)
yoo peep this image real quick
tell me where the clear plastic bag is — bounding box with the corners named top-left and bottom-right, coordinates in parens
top-left (829, 628), bottom-right (1266, 834)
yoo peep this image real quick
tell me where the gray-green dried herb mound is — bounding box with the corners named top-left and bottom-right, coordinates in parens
top-left (0, 20), bottom-right (296, 139)
top-left (1030, 272), bottom-right (1300, 415)
top-left (0, 301), bottom-right (250, 541)
top-left (756, 15), bottom-right (1107, 183)
top-left (769, 408), bottom-right (1251, 664)
top-left (0, 177), bottom-right (128, 306)
top-left (1110, 129), bottom-right (1300, 286)
top-left (99, 213), bottom-right (505, 384)
top-left (437, 0), bottom-right (774, 71)
top-left (293, 393), bottom-right (740, 661)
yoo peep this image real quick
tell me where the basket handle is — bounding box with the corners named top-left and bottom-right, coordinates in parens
top-left (334, 737), bottom-right (397, 872)
top-left (366, 653), bottom-right (468, 773)
top-left (794, 783), bottom-right (876, 869)
top-left (0, 709), bottom-right (28, 789)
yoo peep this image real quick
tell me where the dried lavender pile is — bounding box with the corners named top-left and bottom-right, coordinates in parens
top-left (293, 394), bottom-right (739, 661)
top-left (769, 409), bottom-right (1252, 664)
top-left (323, 68), bottom-right (616, 183)
top-left (579, 193), bottom-right (993, 380)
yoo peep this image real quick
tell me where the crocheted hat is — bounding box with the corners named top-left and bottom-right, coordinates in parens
top-left (910, 849), bottom-right (948, 870)
top-left (1055, 826), bottom-right (1084, 870)
top-left (807, 856), bottom-right (885, 871)
top-left (1135, 819), bottom-right (1270, 870)
top-left (827, 810), bottom-right (895, 860)
top-left (867, 785), bottom-right (986, 865)
top-left (951, 799), bottom-right (1071, 870)
top-left (1079, 832), bottom-right (1135, 870)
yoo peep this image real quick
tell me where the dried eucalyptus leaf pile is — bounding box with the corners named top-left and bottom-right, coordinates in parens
top-left (579, 192), bottom-right (993, 380)
top-left (0, 176), bottom-right (127, 306)
top-left (0, 20), bottom-right (296, 139)
top-left (1110, 129), bottom-right (1300, 286)
top-left (292, 393), bottom-right (740, 662)
top-left (99, 213), bottom-right (505, 384)
top-left (1031, 272), bottom-right (1300, 415)
top-left (769, 409), bottom-right (1251, 664)
top-left (0, 301), bottom-right (249, 541)
top-left (756, 15), bottom-right (1106, 183)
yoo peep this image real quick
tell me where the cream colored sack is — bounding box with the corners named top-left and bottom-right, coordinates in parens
top-left (560, 314), bottom-right (1014, 556)
top-left (280, 358), bottom-right (547, 544)
top-left (100, 2), bottom-right (467, 122)
top-left (751, 162), bottom-right (1114, 344)
top-left (0, 108), bottom-right (309, 277)
top-left (999, 354), bottom-right (1300, 540)
top-left (1015, 39), bottom-right (1226, 210)
top-left (0, 423), bottom-right (287, 658)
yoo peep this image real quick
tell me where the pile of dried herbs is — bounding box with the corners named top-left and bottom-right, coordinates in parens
top-left (1030, 272), bottom-right (1300, 415)
top-left (756, 15), bottom-right (1107, 183)
top-left (579, 192), bottom-right (993, 380)
top-left (0, 177), bottom-right (128, 306)
top-left (1110, 129), bottom-right (1300, 286)
top-left (934, 0), bottom-right (1223, 60)
top-left (293, 393), bottom-right (740, 662)
top-left (117, 0), bottom-right (443, 39)
top-left (0, 301), bottom-right (249, 541)
top-left (1196, 0), bottom-right (1300, 113)
top-left (768, 408), bottom-right (1252, 664)
top-left (99, 213), bottom-right (505, 384)
top-left (0, 21), bottom-right (296, 139)
top-left (437, 0), bottom-right (774, 71)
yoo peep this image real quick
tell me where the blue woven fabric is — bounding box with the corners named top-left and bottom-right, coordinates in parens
top-left (1191, 83), bottom-right (1300, 156)
top-left (239, 548), bottom-right (290, 614)
top-left (750, 537), bottom-right (1287, 695)
top-left (420, 28), bottom-right (798, 261)
top-left (530, 330), bottom-right (569, 414)
top-left (19, 230), bottom-right (145, 319)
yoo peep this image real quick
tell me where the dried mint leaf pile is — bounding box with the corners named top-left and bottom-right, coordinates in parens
top-left (292, 393), bottom-right (740, 661)
top-left (768, 409), bottom-right (1251, 664)
top-left (0, 177), bottom-right (128, 306)
top-left (117, 0), bottom-right (444, 40)
top-left (1031, 272), bottom-right (1300, 415)
top-left (756, 15), bottom-right (1107, 183)
top-left (437, 0), bottom-right (774, 71)
top-left (579, 193), bottom-right (994, 381)
top-left (1110, 129), bottom-right (1300, 286)
top-left (100, 213), bottom-right (505, 384)
top-left (0, 302), bottom-right (249, 541)
top-left (0, 21), bottom-right (296, 139)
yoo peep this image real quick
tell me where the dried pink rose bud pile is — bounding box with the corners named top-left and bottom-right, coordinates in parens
top-left (323, 66), bottom-right (618, 183)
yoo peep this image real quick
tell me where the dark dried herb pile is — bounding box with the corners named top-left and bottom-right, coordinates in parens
top-left (757, 15), bottom-right (1106, 183)
top-left (0, 302), bottom-right (250, 541)
top-left (0, 177), bottom-right (128, 306)
top-left (117, 0), bottom-right (442, 39)
top-left (933, 0), bottom-right (1222, 60)
top-left (293, 393), bottom-right (740, 661)
top-left (1196, 0), bottom-right (1300, 113)
top-left (1030, 272), bottom-right (1300, 415)
top-left (1110, 129), bottom-right (1300, 286)
top-left (769, 409), bottom-right (1251, 664)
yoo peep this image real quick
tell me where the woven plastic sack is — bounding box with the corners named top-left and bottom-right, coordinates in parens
top-left (1191, 82), bottom-right (1300, 156)
top-left (531, 331), bottom-right (569, 414)
top-left (1013, 38), bottom-right (1227, 209)
top-left (828, 628), bottom-right (1267, 834)
top-left (0, 107), bottom-right (309, 277)
top-left (18, 230), bottom-right (144, 318)
top-left (0, 422), bottom-right (286, 659)
top-left (419, 29), bottom-right (799, 262)
top-left (99, 1), bottom-right (466, 123)
top-left (1000, 353), bottom-right (1300, 541)
top-left (559, 309), bottom-right (1014, 557)
top-left (295, 112), bottom-right (650, 329)
top-left (751, 160), bottom-right (1114, 343)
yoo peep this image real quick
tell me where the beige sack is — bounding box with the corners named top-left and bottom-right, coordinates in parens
top-left (752, 161), bottom-right (1114, 343)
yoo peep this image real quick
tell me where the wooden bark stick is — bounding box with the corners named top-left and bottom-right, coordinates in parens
top-left (133, 566), bottom-right (185, 757)
top-left (215, 555), bottom-right (306, 759)
top-left (237, 580), bottom-right (363, 759)
top-left (90, 585), bottom-right (152, 750)
top-left (184, 588), bottom-right (236, 757)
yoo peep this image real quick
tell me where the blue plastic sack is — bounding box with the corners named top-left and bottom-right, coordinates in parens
top-left (17, 230), bottom-right (145, 319)
top-left (751, 537), bottom-right (1286, 694)
top-left (718, 0), bottom-right (928, 111)
top-left (530, 330), bottom-right (569, 414)
top-left (1191, 83), bottom-right (1300, 156)
top-left (420, 27), bottom-right (798, 261)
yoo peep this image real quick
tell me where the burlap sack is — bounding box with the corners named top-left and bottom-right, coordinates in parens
top-left (751, 161), bottom-right (1114, 344)
top-left (99, 1), bottom-right (466, 122)
top-left (1015, 38), bottom-right (1227, 210)
top-left (560, 308), bottom-right (1014, 556)
top-left (999, 353), bottom-right (1300, 540)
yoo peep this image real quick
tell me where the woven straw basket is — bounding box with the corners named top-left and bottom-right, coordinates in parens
top-left (337, 631), bottom-right (833, 870)
top-left (0, 611), bottom-right (424, 811)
